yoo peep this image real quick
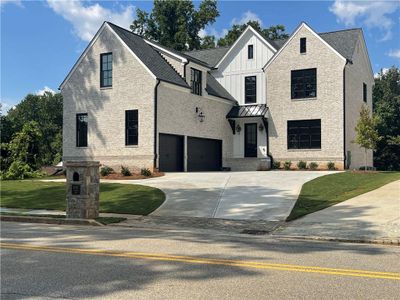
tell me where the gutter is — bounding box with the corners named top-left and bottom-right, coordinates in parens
top-left (153, 79), bottom-right (161, 170)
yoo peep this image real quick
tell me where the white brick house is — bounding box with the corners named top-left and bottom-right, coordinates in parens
top-left (61, 22), bottom-right (374, 172)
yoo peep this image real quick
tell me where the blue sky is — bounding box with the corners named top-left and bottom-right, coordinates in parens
top-left (1, 0), bottom-right (399, 111)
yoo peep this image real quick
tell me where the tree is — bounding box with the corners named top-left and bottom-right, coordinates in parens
top-left (373, 67), bottom-right (400, 170)
top-left (217, 21), bottom-right (289, 47)
top-left (354, 105), bottom-right (380, 171)
top-left (130, 0), bottom-right (219, 51)
top-left (200, 35), bottom-right (216, 49)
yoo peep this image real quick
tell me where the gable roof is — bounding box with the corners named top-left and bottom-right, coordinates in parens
top-left (107, 23), bottom-right (189, 88)
top-left (319, 28), bottom-right (361, 61)
top-left (206, 73), bottom-right (236, 102)
top-left (184, 47), bottom-right (230, 68)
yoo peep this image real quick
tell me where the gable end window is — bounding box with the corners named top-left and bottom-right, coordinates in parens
top-left (125, 110), bottom-right (138, 146)
top-left (248, 44), bottom-right (254, 59)
top-left (100, 53), bottom-right (113, 87)
top-left (76, 113), bottom-right (88, 147)
top-left (287, 119), bottom-right (321, 150)
top-left (363, 83), bottom-right (367, 103)
top-left (291, 68), bottom-right (317, 99)
top-left (300, 38), bottom-right (306, 54)
top-left (190, 68), bottom-right (202, 96)
top-left (245, 76), bottom-right (257, 104)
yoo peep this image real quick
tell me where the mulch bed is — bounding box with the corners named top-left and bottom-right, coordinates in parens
top-left (101, 172), bottom-right (164, 180)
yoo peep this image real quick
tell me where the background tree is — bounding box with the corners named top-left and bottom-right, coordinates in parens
top-left (130, 0), bottom-right (219, 51)
top-left (354, 105), bottom-right (380, 171)
top-left (200, 35), bottom-right (216, 49)
top-left (217, 21), bottom-right (289, 47)
top-left (373, 66), bottom-right (400, 170)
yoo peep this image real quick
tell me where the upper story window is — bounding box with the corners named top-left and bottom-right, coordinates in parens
top-left (100, 53), bottom-right (113, 87)
top-left (190, 68), bottom-right (202, 96)
top-left (291, 68), bottom-right (317, 99)
top-left (245, 76), bottom-right (257, 104)
top-left (125, 110), bottom-right (138, 146)
top-left (300, 38), bottom-right (306, 54)
top-left (76, 113), bottom-right (88, 147)
top-left (363, 83), bottom-right (367, 103)
top-left (248, 45), bottom-right (254, 59)
top-left (288, 119), bottom-right (321, 150)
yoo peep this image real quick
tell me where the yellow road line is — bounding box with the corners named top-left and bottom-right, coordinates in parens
top-left (1, 242), bottom-right (399, 281)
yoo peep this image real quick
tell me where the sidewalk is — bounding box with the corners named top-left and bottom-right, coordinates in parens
top-left (274, 180), bottom-right (400, 244)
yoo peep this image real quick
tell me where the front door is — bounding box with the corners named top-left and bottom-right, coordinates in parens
top-left (245, 123), bottom-right (257, 157)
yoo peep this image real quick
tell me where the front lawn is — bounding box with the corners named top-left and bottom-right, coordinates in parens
top-left (287, 171), bottom-right (400, 221)
top-left (1, 181), bottom-right (165, 215)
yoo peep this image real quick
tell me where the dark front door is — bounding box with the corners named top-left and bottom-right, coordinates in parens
top-left (187, 137), bottom-right (222, 171)
top-left (245, 123), bottom-right (257, 157)
top-left (159, 134), bottom-right (184, 172)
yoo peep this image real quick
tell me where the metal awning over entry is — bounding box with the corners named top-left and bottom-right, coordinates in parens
top-left (226, 104), bottom-right (269, 134)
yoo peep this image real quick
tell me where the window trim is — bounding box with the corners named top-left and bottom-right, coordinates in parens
top-left (76, 113), bottom-right (88, 148)
top-left (125, 109), bottom-right (139, 146)
top-left (363, 83), bottom-right (367, 103)
top-left (291, 68), bottom-right (317, 99)
top-left (100, 52), bottom-right (113, 88)
top-left (287, 119), bottom-right (321, 150)
top-left (190, 68), bottom-right (202, 96)
top-left (300, 37), bottom-right (306, 54)
top-left (244, 76), bottom-right (257, 104)
top-left (248, 44), bottom-right (254, 59)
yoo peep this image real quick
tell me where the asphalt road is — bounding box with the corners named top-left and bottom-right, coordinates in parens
top-left (1, 222), bottom-right (400, 299)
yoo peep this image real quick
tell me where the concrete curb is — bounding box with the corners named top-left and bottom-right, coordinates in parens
top-left (0, 215), bottom-right (103, 226)
top-left (272, 234), bottom-right (400, 246)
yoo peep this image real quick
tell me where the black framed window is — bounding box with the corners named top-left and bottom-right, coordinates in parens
top-left (245, 76), bottom-right (257, 103)
top-left (100, 53), bottom-right (112, 87)
top-left (190, 68), bottom-right (202, 95)
top-left (248, 44), bottom-right (254, 59)
top-left (287, 119), bottom-right (321, 149)
top-left (291, 68), bottom-right (316, 99)
top-left (76, 113), bottom-right (88, 147)
top-left (125, 110), bottom-right (138, 146)
top-left (300, 38), bottom-right (306, 53)
top-left (363, 83), bottom-right (367, 102)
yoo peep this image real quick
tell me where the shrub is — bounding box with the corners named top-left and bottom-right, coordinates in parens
top-left (283, 161), bottom-right (292, 170)
top-left (100, 166), bottom-right (114, 177)
top-left (297, 160), bottom-right (307, 170)
top-left (3, 160), bottom-right (41, 180)
top-left (120, 165), bottom-right (131, 176)
top-left (327, 162), bottom-right (336, 170)
top-left (141, 168), bottom-right (152, 177)
top-left (272, 160), bottom-right (281, 169)
top-left (309, 162), bottom-right (319, 170)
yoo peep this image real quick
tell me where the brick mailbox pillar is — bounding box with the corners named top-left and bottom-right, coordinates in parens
top-left (65, 161), bottom-right (100, 219)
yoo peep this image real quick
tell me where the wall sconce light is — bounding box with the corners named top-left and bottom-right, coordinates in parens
top-left (196, 107), bottom-right (205, 122)
top-left (236, 124), bottom-right (242, 134)
top-left (259, 123), bottom-right (264, 131)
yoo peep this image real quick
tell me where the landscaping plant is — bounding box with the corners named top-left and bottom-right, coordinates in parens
top-left (120, 165), bottom-right (132, 176)
top-left (309, 162), bottom-right (319, 170)
top-left (284, 161), bottom-right (292, 170)
top-left (327, 162), bottom-right (335, 170)
top-left (140, 168), bottom-right (152, 177)
top-left (272, 160), bottom-right (281, 169)
top-left (297, 160), bottom-right (307, 170)
top-left (100, 166), bottom-right (114, 177)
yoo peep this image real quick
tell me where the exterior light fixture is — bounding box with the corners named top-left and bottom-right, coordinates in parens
top-left (236, 124), bottom-right (242, 134)
top-left (259, 123), bottom-right (264, 131)
top-left (196, 107), bottom-right (205, 122)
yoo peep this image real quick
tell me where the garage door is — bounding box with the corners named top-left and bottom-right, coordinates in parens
top-left (159, 134), bottom-right (184, 172)
top-left (187, 137), bottom-right (222, 171)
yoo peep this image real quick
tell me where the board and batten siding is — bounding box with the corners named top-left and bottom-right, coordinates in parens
top-left (212, 29), bottom-right (275, 105)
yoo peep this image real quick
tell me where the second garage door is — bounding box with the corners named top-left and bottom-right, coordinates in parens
top-left (187, 137), bottom-right (222, 171)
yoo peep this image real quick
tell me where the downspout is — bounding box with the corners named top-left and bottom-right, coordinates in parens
top-left (262, 117), bottom-right (273, 168)
top-left (183, 61), bottom-right (189, 82)
top-left (343, 60), bottom-right (349, 169)
top-left (153, 79), bottom-right (161, 170)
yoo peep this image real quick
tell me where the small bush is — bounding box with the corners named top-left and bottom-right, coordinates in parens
top-left (327, 162), bottom-right (336, 170)
top-left (272, 160), bottom-right (281, 169)
top-left (141, 168), bottom-right (152, 177)
top-left (120, 165), bottom-right (132, 176)
top-left (3, 161), bottom-right (41, 180)
top-left (283, 161), bottom-right (292, 170)
top-left (309, 162), bottom-right (319, 170)
top-left (297, 160), bottom-right (307, 170)
top-left (100, 166), bottom-right (114, 177)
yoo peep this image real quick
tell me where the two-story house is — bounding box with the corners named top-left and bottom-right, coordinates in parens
top-left (61, 21), bottom-right (373, 172)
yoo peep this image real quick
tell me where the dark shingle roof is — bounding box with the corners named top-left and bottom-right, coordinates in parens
top-left (184, 47), bottom-right (230, 67)
top-left (206, 73), bottom-right (236, 102)
top-left (319, 28), bottom-right (361, 61)
top-left (108, 22), bottom-right (188, 88)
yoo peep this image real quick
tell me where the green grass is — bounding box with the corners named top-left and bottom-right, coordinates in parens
top-left (287, 171), bottom-right (400, 221)
top-left (0, 181), bottom-right (165, 215)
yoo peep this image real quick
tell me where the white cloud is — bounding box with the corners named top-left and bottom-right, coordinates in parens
top-left (231, 11), bottom-right (263, 26)
top-left (36, 86), bottom-right (55, 96)
top-left (199, 27), bottom-right (228, 40)
top-left (0, 100), bottom-right (16, 114)
top-left (47, 0), bottom-right (135, 42)
top-left (329, 0), bottom-right (400, 41)
top-left (387, 49), bottom-right (400, 58)
top-left (374, 67), bottom-right (389, 78)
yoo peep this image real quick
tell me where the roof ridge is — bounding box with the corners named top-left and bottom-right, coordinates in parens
top-left (319, 28), bottom-right (362, 35)
top-left (185, 46), bottom-right (230, 53)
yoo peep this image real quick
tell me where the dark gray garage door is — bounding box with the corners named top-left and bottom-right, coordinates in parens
top-left (187, 137), bottom-right (222, 171)
top-left (159, 134), bottom-right (184, 172)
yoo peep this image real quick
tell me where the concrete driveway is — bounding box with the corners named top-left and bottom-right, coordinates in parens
top-left (131, 171), bottom-right (336, 221)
